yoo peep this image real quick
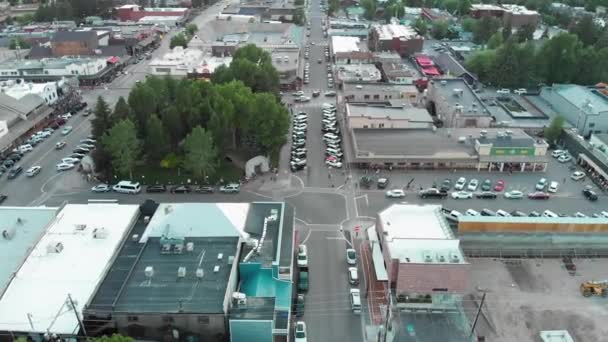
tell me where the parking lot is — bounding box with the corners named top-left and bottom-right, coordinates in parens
top-left (468, 258), bottom-right (608, 342)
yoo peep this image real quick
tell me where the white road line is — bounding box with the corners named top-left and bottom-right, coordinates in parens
top-left (295, 217), bottom-right (311, 225)
top-left (40, 172), bottom-right (64, 193)
top-left (301, 229), bottom-right (313, 244)
top-left (244, 190), bottom-right (273, 199)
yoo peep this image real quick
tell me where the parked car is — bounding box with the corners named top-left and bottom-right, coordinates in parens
top-left (552, 149), bottom-right (566, 158)
top-left (146, 184), bottom-right (167, 193)
top-left (194, 185), bottom-right (215, 193)
top-left (494, 180), bottom-right (505, 192)
top-left (475, 191), bottom-right (498, 199)
top-left (25, 166), bottom-right (41, 177)
top-left (170, 185), bottom-right (192, 193)
top-left (91, 184), bottom-right (111, 192)
top-left (7, 165), bottom-right (22, 179)
top-left (56, 162), bottom-right (75, 171)
top-left (583, 188), bottom-right (598, 201)
top-left (467, 179), bottom-right (479, 191)
top-left (419, 188), bottom-right (448, 199)
top-left (451, 191), bottom-right (473, 199)
top-left (346, 248), bottom-right (357, 265)
top-left (219, 183), bottom-right (240, 193)
top-left (385, 189), bottom-right (405, 198)
top-left (61, 126), bottom-right (73, 135)
top-left (571, 171), bottom-right (586, 181)
top-left (504, 190), bottom-right (524, 199)
top-left (454, 177), bottom-right (466, 190)
top-left (558, 154), bottom-right (572, 163)
top-left (55, 141), bottom-right (67, 149)
top-left (528, 191), bottom-right (550, 200)
top-left (481, 179), bottom-right (492, 191)
top-left (295, 321), bottom-right (307, 342)
top-left (535, 178), bottom-right (547, 190)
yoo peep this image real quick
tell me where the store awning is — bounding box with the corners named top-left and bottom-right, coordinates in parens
top-left (106, 56), bottom-right (120, 64)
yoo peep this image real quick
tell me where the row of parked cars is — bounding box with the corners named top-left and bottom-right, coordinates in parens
top-left (322, 103), bottom-right (343, 169)
top-left (56, 137), bottom-right (96, 171)
top-left (291, 111), bottom-right (308, 172)
top-left (448, 208), bottom-right (608, 220)
top-left (91, 181), bottom-right (241, 194)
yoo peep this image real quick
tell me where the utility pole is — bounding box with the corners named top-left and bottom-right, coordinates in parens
top-left (469, 291), bottom-right (487, 340)
top-left (67, 293), bottom-right (88, 338)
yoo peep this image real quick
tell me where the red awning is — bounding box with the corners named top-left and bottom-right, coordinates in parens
top-left (422, 67), bottom-right (441, 76)
top-left (107, 56), bottom-right (120, 64)
top-left (415, 56), bottom-right (434, 67)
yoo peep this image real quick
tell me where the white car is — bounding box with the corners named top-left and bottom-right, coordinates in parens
top-left (504, 190), bottom-right (524, 199)
top-left (25, 166), bottom-right (41, 177)
top-left (61, 157), bottom-right (80, 165)
top-left (386, 189), bottom-right (405, 198)
top-left (295, 321), bottom-right (307, 342)
top-left (91, 184), bottom-right (111, 192)
top-left (454, 177), bottom-right (466, 190)
top-left (571, 171), bottom-right (586, 181)
top-left (548, 181), bottom-right (559, 193)
top-left (346, 248), bottom-right (357, 265)
top-left (558, 154), bottom-right (572, 163)
top-left (451, 191), bottom-right (473, 199)
top-left (552, 149), bottom-right (566, 158)
top-left (56, 162), bottom-right (75, 171)
top-left (467, 179), bottom-right (479, 191)
top-left (36, 130), bottom-right (51, 138)
top-left (297, 244), bottom-right (308, 268)
top-left (326, 160), bottom-right (342, 168)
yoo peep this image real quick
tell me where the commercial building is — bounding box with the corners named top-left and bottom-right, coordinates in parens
top-left (114, 5), bottom-right (188, 22)
top-left (375, 204), bottom-right (469, 296)
top-left (0, 79), bottom-right (59, 105)
top-left (433, 52), bottom-right (477, 85)
top-left (0, 91), bottom-right (51, 152)
top-left (368, 23), bottom-right (423, 57)
top-left (334, 51), bottom-right (373, 65)
top-left (83, 201), bottom-right (295, 342)
top-left (149, 46), bottom-right (232, 77)
top-left (271, 48), bottom-right (302, 90)
top-left (378, 60), bottom-right (416, 84)
top-left (470, 4), bottom-right (540, 28)
top-left (342, 83), bottom-right (419, 104)
top-left (330, 35), bottom-right (361, 55)
top-left (0, 58), bottom-right (111, 82)
top-left (426, 78), bottom-right (493, 128)
top-left (335, 64), bottom-right (382, 84)
top-left (539, 84), bottom-right (608, 136)
top-left (421, 7), bottom-right (454, 23)
top-left (51, 31), bottom-right (99, 56)
top-left (346, 103), bottom-right (433, 129)
top-left (0, 203), bottom-right (140, 338)
top-left (348, 127), bottom-right (548, 171)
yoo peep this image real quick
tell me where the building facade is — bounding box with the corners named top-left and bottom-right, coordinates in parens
top-left (368, 24), bottom-right (423, 57)
top-left (346, 103), bottom-right (433, 129)
top-left (51, 31), bottom-right (98, 56)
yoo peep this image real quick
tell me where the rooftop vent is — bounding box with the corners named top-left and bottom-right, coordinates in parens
top-left (177, 266), bottom-right (186, 278)
top-left (196, 268), bottom-right (204, 278)
top-left (2, 227), bottom-right (16, 240)
top-left (92, 227), bottom-right (108, 239)
top-left (144, 216), bottom-right (151, 223)
top-left (217, 253), bottom-right (223, 260)
top-left (437, 253), bottom-right (446, 262)
top-left (47, 242), bottom-right (64, 254)
top-left (450, 252), bottom-right (460, 263)
top-left (164, 205), bottom-right (173, 215)
top-left (145, 266), bottom-right (154, 278)
top-left (214, 265), bottom-right (220, 273)
top-left (232, 292), bottom-right (247, 306)
top-left (186, 242), bottom-right (194, 252)
top-left (75, 224), bottom-right (87, 231)
top-left (423, 251), bottom-right (433, 263)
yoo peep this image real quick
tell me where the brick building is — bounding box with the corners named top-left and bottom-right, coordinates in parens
top-left (470, 4), bottom-right (540, 28)
top-left (368, 23), bottom-right (423, 57)
top-left (115, 4), bottom-right (188, 22)
top-left (374, 204), bottom-right (470, 295)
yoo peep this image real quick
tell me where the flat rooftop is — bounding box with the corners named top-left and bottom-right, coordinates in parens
top-left (331, 35), bottom-right (360, 53)
top-left (547, 84), bottom-right (608, 115)
top-left (430, 78), bottom-right (490, 117)
top-left (0, 207), bottom-right (58, 294)
top-left (468, 258), bottom-right (608, 342)
top-left (352, 128), bottom-right (477, 160)
top-left (0, 203), bottom-right (139, 334)
top-left (343, 83), bottom-right (418, 98)
top-left (337, 64), bottom-right (382, 82)
top-left (373, 23), bottom-right (418, 40)
top-left (347, 103), bottom-right (433, 123)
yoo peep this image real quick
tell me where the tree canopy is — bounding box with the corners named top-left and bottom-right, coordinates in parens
top-left (169, 33), bottom-right (189, 49)
top-left (212, 44), bottom-right (280, 94)
top-left (544, 116), bottom-right (565, 146)
top-left (102, 119), bottom-right (141, 178)
top-left (183, 126), bottom-right (219, 179)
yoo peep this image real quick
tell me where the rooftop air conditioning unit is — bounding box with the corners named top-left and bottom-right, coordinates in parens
top-left (440, 80), bottom-right (447, 86)
top-left (437, 253), bottom-right (446, 262)
top-left (217, 253), bottom-right (224, 260)
top-left (161, 243), bottom-right (171, 254)
top-left (2, 227), bottom-right (15, 240)
top-left (423, 252), bottom-right (433, 263)
top-left (174, 243), bottom-right (184, 254)
top-left (186, 242), bottom-right (194, 252)
top-left (92, 227), bottom-right (108, 239)
top-left (458, 136), bottom-right (466, 143)
top-left (196, 268), bottom-right (204, 278)
top-left (145, 266), bottom-right (154, 278)
top-left (232, 292), bottom-right (247, 306)
top-left (144, 216), bottom-right (151, 223)
top-left (214, 265), bottom-right (220, 273)
top-left (177, 266), bottom-right (186, 278)
top-left (47, 242), bottom-right (64, 254)
top-left (132, 234), bottom-right (139, 242)
top-left (450, 253), bottom-right (460, 263)
top-left (75, 224), bottom-right (87, 231)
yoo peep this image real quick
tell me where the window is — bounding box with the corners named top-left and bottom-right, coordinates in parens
top-left (127, 316), bottom-right (139, 322)
top-left (198, 316), bottom-right (210, 324)
top-left (363, 95), bottom-right (370, 100)
top-left (162, 316), bottom-right (174, 323)
top-left (589, 123), bottom-right (595, 128)
top-left (379, 123), bottom-right (385, 128)
top-left (373, 94), bottom-right (380, 99)
top-left (363, 125), bottom-right (368, 128)
top-left (44, 70), bottom-right (49, 74)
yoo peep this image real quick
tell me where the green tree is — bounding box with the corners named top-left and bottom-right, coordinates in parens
top-left (466, 49), bottom-right (497, 83)
top-left (145, 115), bottom-right (169, 162)
top-left (544, 116), bottom-right (564, 146)
top-left (169, 33), bottom-right (188, 49)
top-left (248, 93), bottom-right (290, 160)
top-left (328, 0), bottom-right (339, 15)
top-left (15, 14), bottom-right (34, 25)
top-left (9, 37), bottom-right (30, 50)
top-left (113, 96), bottom-right (131, 122)
top-left (571, 14), bottom-right (600, 46)
top-left (161, 105), bottom-right (183, 146)
top-left (185, 24), bottom-right (198, 37)
top-left (128, 83), bottom-right (157, 136)
top-left (473, 16), bottom-right (501, 44)
top-left (183, 126), bottom-right (219, 180)
top-left (384, 0), bottom-right (404, 21)
top-left (431, 20), bottom-right (449, 39)
top-left (89, 334), bottom-right (135, 342)
top-left (458, 0), bottom-right (471, 15)
top-left (536, 33), bottom-right (581, 84)
top-left (502, 20), bottom-right (512, 40)
top-left (361, 0), bottom-right (376, 19)
top-left (595, 30), bottom-right (608, 49)
top-left (192, 0), bottom-right (203, 7)
top-left (516, 24), bottom-right (535, 42)
top-left (91, 96), bottom-right (112, 138)
top-left (487, 31), bottom-right (503, 49)
top-left (414, 17), bottom-right (428, 35)
top-left (443, 0), bottom-right (459, 14)
top-left (294, 7), bottom-right (306, 25)
top-left (213, 45), bottom-right (280, 94)
top-left (5, 16), bottom-right (13, 25)
top-left (102, 119), bottom-right (141, 178)
top-left (461, 17), bottom-right (476, 32)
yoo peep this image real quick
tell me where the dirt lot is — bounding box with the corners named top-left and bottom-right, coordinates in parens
top-left (467, 258), bottom-right (608, 342)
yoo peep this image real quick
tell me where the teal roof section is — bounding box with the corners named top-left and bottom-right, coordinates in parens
top-left (230, 320), bottom-right (273, 342)
top-left (142, 203), bottom-right (248, 241)
top-left (0, 207), bottom-right (57, 293)
top-left (239, 264), bottom-right (292, 310)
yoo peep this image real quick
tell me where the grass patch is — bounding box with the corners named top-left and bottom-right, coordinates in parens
top-left (127, 161), bottom-right (243, 186)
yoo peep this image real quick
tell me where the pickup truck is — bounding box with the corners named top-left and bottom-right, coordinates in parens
top-left (418, 188), bottom-right (448, 199)
top-left (298, 271), bottom-right (309, 292)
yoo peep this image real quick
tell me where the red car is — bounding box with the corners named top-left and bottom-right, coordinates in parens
top-left (494, 180), bottom-right (505, 192)
top-left (528, 191), bottom-right (550, 200)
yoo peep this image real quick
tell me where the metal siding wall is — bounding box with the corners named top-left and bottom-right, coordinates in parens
top-left (230, 320), bottom-right (273, 342)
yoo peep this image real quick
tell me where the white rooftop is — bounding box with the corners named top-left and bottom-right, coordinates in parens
top-left (378, 204), bottom-right (466, 264)
top-left (501, 4), bottom-right (539, 14)
top-left (471, 4), bottom-right (504, 10)
top-left (540, 330), bottom-right (574, 342)
top-left (0, 203), bottom-right (139, 334)
top-left (141, 203), bottom-right (250, 242)
top-left (374, 24), bottom-right (418, 40)
top-left (331, 36), bottom-right (360, 54)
